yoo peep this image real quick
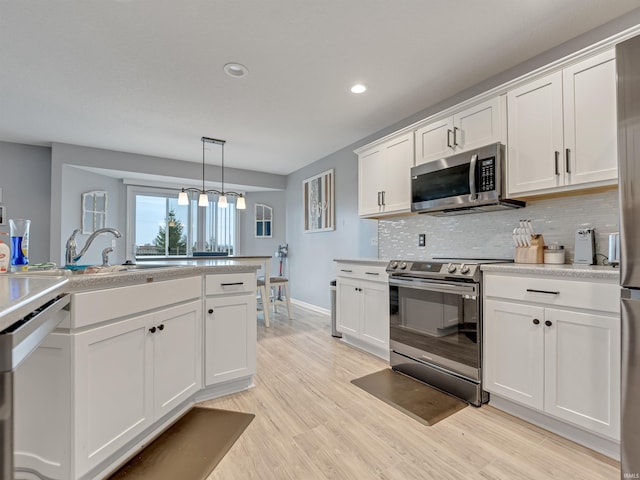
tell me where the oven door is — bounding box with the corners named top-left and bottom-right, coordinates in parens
top-left (389, 276), bottom-right (481, 380)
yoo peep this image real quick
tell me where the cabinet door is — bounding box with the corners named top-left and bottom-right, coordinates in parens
top-left (361, 280), bottom-right (389, 349)
top-left (336, 277), bottom-right (360, 335)
top-left (453, 97), bottom-right (503, 152)
top-left (415, 117), bottom-right (453, 166)
top-left (358, 145), bottom-right (386, 216)
top-left (483, 300), bottom-right (544, 409)
top-left (563, 50), bottom-right (618, 186)
top-left (381, 132), bottom-right (414, 214)
top-left (73, 313), bottom-right (154, 477)
top-left (507, 71), bottom-right (564, 195)
top-left (544, 308), bottom-right (620, 439)
top-left (153, 301), bottom-right (202, 419)
top-left (205, 293), bottom-right (257, 386)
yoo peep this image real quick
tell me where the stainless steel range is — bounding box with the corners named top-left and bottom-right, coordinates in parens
top-left (387, 258), bottom-right (510, 406)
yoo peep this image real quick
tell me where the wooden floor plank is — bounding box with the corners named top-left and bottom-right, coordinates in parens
top-left (200, 305), bottom-right (620, 479)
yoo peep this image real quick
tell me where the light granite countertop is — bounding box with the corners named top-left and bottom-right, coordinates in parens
top-left (481, 263), bottom-right (620, 280)
top-left (8, 263), bottom-right (261, 293)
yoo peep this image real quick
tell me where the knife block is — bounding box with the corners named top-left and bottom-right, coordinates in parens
top-left (515, 234), bottom-right (545, 264)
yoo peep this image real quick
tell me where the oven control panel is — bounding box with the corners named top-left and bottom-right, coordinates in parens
top-left (386, 260), bottom-right (479, 279)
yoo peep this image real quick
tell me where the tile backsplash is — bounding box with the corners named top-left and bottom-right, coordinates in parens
top-left (379, 189), bottom-right (619, 264)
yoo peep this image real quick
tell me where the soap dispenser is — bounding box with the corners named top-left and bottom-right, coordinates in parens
top-left (0, 232), bottom-right (9, 273)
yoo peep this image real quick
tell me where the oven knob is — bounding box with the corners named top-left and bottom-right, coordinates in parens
top-left (390, 261), bottom-right (398, 269)
top-left (400, 262), bottom-right (408, 270)
top-left (446, 263), bottom-right (457, 274)
top-left (460, 263), bottom-right (470, 274)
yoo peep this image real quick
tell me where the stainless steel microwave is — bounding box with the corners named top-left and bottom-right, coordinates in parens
top-left (410, 143), bottom-right (524, 215)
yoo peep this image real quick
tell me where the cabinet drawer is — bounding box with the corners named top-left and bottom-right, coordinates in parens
top-left (484, 273), bottom-right (619, 313)
top-left (71, 276), bottom-right (202, 328)
top-left (206, 273), bottom-right (256, 295)
top-left (335, 263), bottom-right (388, 282)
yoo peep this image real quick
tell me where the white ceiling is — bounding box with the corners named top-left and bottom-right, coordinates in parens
top-left (1, 1), bottom-right (639, 176)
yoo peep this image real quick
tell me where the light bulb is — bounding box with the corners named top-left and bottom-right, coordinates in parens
top-left (218, 195), bottom-right (228, 208)
top-left (178, 190), bottom-right (189, 206)
top-left (198, 193), bottom-right (209, 207)
top-left (236, 196), bottom-right (246, 209)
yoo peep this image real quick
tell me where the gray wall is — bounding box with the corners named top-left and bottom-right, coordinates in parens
top-left (286, 150), bottom-right (378, 310)
top-left (379, 190), bottom-right (619, 264)
top-left (0, 141), bottom-right (52, 264)
top-left (58, 165), bottom-right (127, 266)
top-left (239, 190), bottom-right (287, 276)
top-left (284, 9), bottom-right (640, 310)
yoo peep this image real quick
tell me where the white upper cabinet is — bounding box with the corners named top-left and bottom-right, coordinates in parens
top-left (357, 131), bottom-right (414, 218)
top-left (507, 49), bottom-right (617, 196)
top-left (415, 96), bottom-right (505, 166)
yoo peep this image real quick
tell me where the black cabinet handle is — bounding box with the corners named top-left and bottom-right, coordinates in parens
top-left (545, 320), bottom-right (553, 327)
top-left (149, 326), bottom-right (157, 333)
top-left (533, 319), bottom-right (540, 325)
top-left (365, 272), bottom-right (380, 276)
top-left (221, 282), bottom-right (244, 286)
top-left (526, 289), bottom-right (560, 295)
top-left (208, 308), bottom-right (214, 314)
top-left (158, 324), bottom-right (164, 331)
top-left (554, 151), bottom-right (560, 175)
top-left (453, 126), bottom-right (460, 147)
top-left (340, 269), bottom-right (353, 273)
top-left (447, 129), bottom-right (453, 148)
top-left (565, 148), bottom-right (571, 174)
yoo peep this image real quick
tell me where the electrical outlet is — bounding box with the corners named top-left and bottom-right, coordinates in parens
top-left (418, 234), bottom-right (426, 247)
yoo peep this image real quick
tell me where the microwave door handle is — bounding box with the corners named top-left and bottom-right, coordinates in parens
top-left (469, 154), bottom-right (478, 201)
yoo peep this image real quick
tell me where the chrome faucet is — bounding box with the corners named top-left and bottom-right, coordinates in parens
top-left (65, 227), bottom-right (122, 265)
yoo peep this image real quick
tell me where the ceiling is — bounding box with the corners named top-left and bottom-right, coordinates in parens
top-left (1, 1), bottom-right (639, 176)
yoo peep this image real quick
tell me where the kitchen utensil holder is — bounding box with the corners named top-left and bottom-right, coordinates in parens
top-left (515, 234), bottom-right (545, 264)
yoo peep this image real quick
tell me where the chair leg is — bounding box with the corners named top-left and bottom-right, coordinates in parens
top-left (258, 284), bottom-right (269, 327)
top-left (283, 282), bottom-right (292, 320)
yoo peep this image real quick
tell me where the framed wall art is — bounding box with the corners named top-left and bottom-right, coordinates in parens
top-left (303, 168), bottom-right (334, 233)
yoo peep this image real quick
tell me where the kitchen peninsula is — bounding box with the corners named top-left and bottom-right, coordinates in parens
top-left (9, 262), bottom-right (260, 480)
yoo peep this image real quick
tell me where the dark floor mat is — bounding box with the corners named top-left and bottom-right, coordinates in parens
top-left (351, 369), bottom-right (467, 426)
top-left (108, 407), bottom-right (254, 480)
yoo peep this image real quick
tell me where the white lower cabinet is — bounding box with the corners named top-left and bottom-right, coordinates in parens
top-left (73, 300), bottom-right (201, 475)
top-left (483, 273), bottom-right (620, 442)
top-left (14, 276), bottom-right (204, 480)
top-left (204, 273), bottom-right (257, 387)
top-left (335, 262), bottom-right (389, 359)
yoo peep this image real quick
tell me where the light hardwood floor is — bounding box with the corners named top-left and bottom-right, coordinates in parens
top-left (200, 305), bottom-right (620, 480)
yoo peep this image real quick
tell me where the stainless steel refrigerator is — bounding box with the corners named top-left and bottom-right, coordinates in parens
top-left (618, 34), bottom-right (640, 479)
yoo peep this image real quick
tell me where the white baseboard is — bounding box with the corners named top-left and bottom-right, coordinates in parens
top-left (290, 298), bottom-right (330, 316)
top-left (489, 395), bottom-right (620, 460)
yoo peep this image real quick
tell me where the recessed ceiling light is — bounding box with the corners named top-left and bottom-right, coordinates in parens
top-left (224, 63), bottom-right (248, 78)
top-left (351, 84), bottom-right (367, 94)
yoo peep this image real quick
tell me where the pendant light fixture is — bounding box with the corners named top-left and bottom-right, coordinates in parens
top-left (178, 137), bottom-right (246, 209)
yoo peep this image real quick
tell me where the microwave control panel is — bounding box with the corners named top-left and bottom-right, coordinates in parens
top-left (478, 157), bottom-right (496, 192)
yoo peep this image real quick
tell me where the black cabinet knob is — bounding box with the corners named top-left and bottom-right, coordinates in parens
top-left (545, 320), bottom-right (553, 327)
top-left (158, 324), bottom-right (164, 331)
top-left (533, 319), bottom-right (540, 325)
top-left (149, 326), bottom-right (157, 333)
top-left (208, 308), bottom-right (214, 314)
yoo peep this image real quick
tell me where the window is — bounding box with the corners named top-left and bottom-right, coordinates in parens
top-left (255, 204), bottom-right (272, 238)
top-left (127, 186), bottom-right (238, 258)
top-left (82, 190), bottom-right (107, 234)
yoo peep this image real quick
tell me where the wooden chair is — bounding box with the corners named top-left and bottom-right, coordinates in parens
top-left (257, 276), bottom-right (292, 325)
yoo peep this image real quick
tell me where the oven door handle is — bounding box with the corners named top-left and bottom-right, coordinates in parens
top-left (468, 153), bottom-right (478, 202)
top-left (389, 277), bottom-right (477, 296)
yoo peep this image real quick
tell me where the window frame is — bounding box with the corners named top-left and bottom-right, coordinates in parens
top-left (126, 185), bottom-right (239, 259)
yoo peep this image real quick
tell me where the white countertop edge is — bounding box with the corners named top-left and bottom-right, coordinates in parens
top-left (481, 263), bottom-right (620, 280)
top-left (334, 258), bottom-right (390, 266)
